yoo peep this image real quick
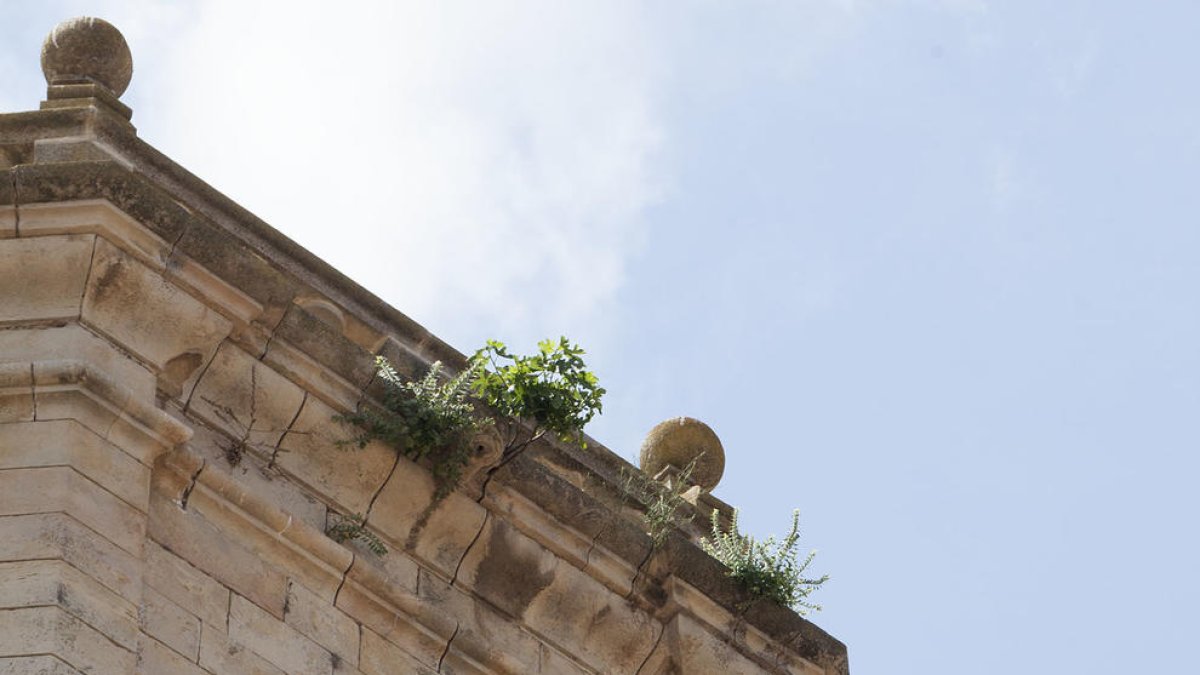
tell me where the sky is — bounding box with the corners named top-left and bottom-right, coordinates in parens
top-left (3, 2), bottom-right (1199, 672)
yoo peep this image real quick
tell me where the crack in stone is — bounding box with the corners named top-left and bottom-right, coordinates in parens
top-left (179, 459), bottom-right (206, 510)
top-left (450, 511), bottom-right (489, 587)
top-left (333, 552), bottom-right (354, 607)
top-left (625, 544), bottom-right (657, 601)
top-left (270, 391), bottom-right (307, 469)
top-left (634, 622), bottom-right (667, 675)
top-left (437, 621), bottom-right (460, 672)
top-left (365, 451), bottom-right (401, 522)
top-left (77, 235), bottom-right (98, 317)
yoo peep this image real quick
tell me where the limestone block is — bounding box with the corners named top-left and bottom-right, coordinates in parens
top-left (187, 421), bottom-right (327, 531)
top-left (0, 362), bottom-right (33, 423)
top-left (0, 234), bottom-right (94, 323)
top-left (276, 395), bottom-right (396, 515)
top-left (229, 594), bottom-right (335, 675)
top-left (144, 541), bottom-right (231, 630)
top-left (414, 568), bottom-right (543, 673)
top-left (0, 606), bottom-right (136, 674)
top-left (168, 217), bottom-right (298, 328)
top-left (137, 636), bottom-right (206, 675)
top-left (0, 324), bottom-right (157, 400)
top-left (0, 466), bottom-right (145, 556)
top-left (188, 341), bottom-right (306, 447)
top-left (335, 557), bottom-right (446, 668)
top-left (148, 476), bottom-right (287, 619)
top-left (523, 555), bottom-right (660, 673)
top-left (0, 420), bottom-right (149, 510)
top-left (0, 656), bottom-right (82, 674)
top-left (271, 304), bottom-right (376, 389)
top-left (0, 559), bottom-right (138, 651)
top-left (359, 629), bottom-right (437, 675)
top-left (0, 513), bottom-right (141, 602)
top-left (198, 625), bottom-right (287, 675)
top-left (0, 206), bottom-right (14, 239)
top-left (17, 200), bottom-right (171, 270)
top-left (81, 237), bottom-right (230, 371)
top-left (456, 517), bottom-right (559, 620)
top-left (366, 457), bottom-right (487, 578)
top-left (284, 580), bottom-right (360, 668)
top-left (535, 644), bottom-right (593, 675)
top-left (141, 586), bottom-right (201, 662)
top-left (670, 613), bottom-right (774, 675)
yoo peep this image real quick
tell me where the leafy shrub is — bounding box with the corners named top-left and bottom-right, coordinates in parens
top-left (471, 337), bottom-right (605, 453)
top-left (701, 509), bottom-right (828, 615)
top-left (339, 358), bottom-right (484, 498)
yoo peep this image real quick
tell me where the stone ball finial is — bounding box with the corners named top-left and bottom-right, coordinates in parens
top-left (41, 17), bottom-right (133, 97)
top-left (639, 417), bottom-right (725, 491)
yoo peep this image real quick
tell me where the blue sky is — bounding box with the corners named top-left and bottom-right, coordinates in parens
top-left (4, 2), bottom-right (1199, 672)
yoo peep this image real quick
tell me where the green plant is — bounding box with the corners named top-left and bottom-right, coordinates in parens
top-left (326, 513), bottom-right (387, 556)
top-left (621, 459), bottom-right (698, 549)
top-left (701, 509), bottom-right (828, 615)
top-left (339, 358), bottom-right (485, 499)
top-left (470, 337), bottom-right (605, 460)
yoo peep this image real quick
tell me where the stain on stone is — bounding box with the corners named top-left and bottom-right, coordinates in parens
top-left (88, 255), bottom-right (124, 305)
top-left (472, 520), bottom-right (555, 618)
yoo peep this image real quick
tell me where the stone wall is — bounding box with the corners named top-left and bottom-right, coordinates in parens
top-left (0, 18), bottom-right (848, 675)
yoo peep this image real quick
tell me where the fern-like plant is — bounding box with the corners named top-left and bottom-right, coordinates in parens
top-left (701, 509), bottom-right (828, 615)
top-left (339, 358), bottom-right (485, 499)
top-left (326, 512), bottom-right (387, 556)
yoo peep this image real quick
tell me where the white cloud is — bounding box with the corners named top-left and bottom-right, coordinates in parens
top-left (119, 1), bottom-right (665, 350)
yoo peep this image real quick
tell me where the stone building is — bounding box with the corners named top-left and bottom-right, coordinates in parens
top-left (0, 17), bottom-right (849, 675)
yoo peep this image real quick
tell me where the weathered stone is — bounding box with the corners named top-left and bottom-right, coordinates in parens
top-left (13, 162), bottom-right (194, 246)
top-left (359, 629), bottom-right (436, 675)
top-left (137, 635), bottom-right (206, 675)
top-left (284, 580), bottom-right (360, 668)
top-left (148, 473), bottom-right (287, 619)
top-left (144, 541), bottom-right (230, 630)
top-left (639, 417), bottom-right (725, 491)
top-left (275, 395), bottom-right (396, 516)
top-left (457, 516), bottom-right (559, 620)
top-left (414, 568), bottom-right (543, 673)
top-left (0, 656), bottom-right (81, 674)
top-left (82, 238), bottom-right (230, 370)
top-left (189, 341), bottom-right (307, 447)
top-left (0, 362), bottom-right (33, 423)
top-left (271, 304), bottom-right (376, 389)
top-left (0, 420), bottom-right (149, 511)
top-left (0, 606), bottom-right (135, 673)
top-left (199, 625), bottom-right (287, 675)
top-left (140, 586), bottom-right (201, 662)
top-left (0, 559), bottom-right (138, 651)
top-left (0, 513), bottom-right (141, 602)
top-left (41, 17), bottom-right (133, 97)
top-left (229, 594), bottom-right (334, 675)
top-left (187, 421), bottom-right (328, 531)
top-left (0, 234), bottom-right (94, 323)
top-left (0, 324), bottom-right (157, 400)
top-left (366, 457), bottom-right (487, 578)
top-left (17, 200), bottom-right (172, 271)
top-left (523, 557), bottom-right (660, 673)
top-left (0, 466), bottom-right (145, 556)
top-left (170, 218), bottom-right (298, 327)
